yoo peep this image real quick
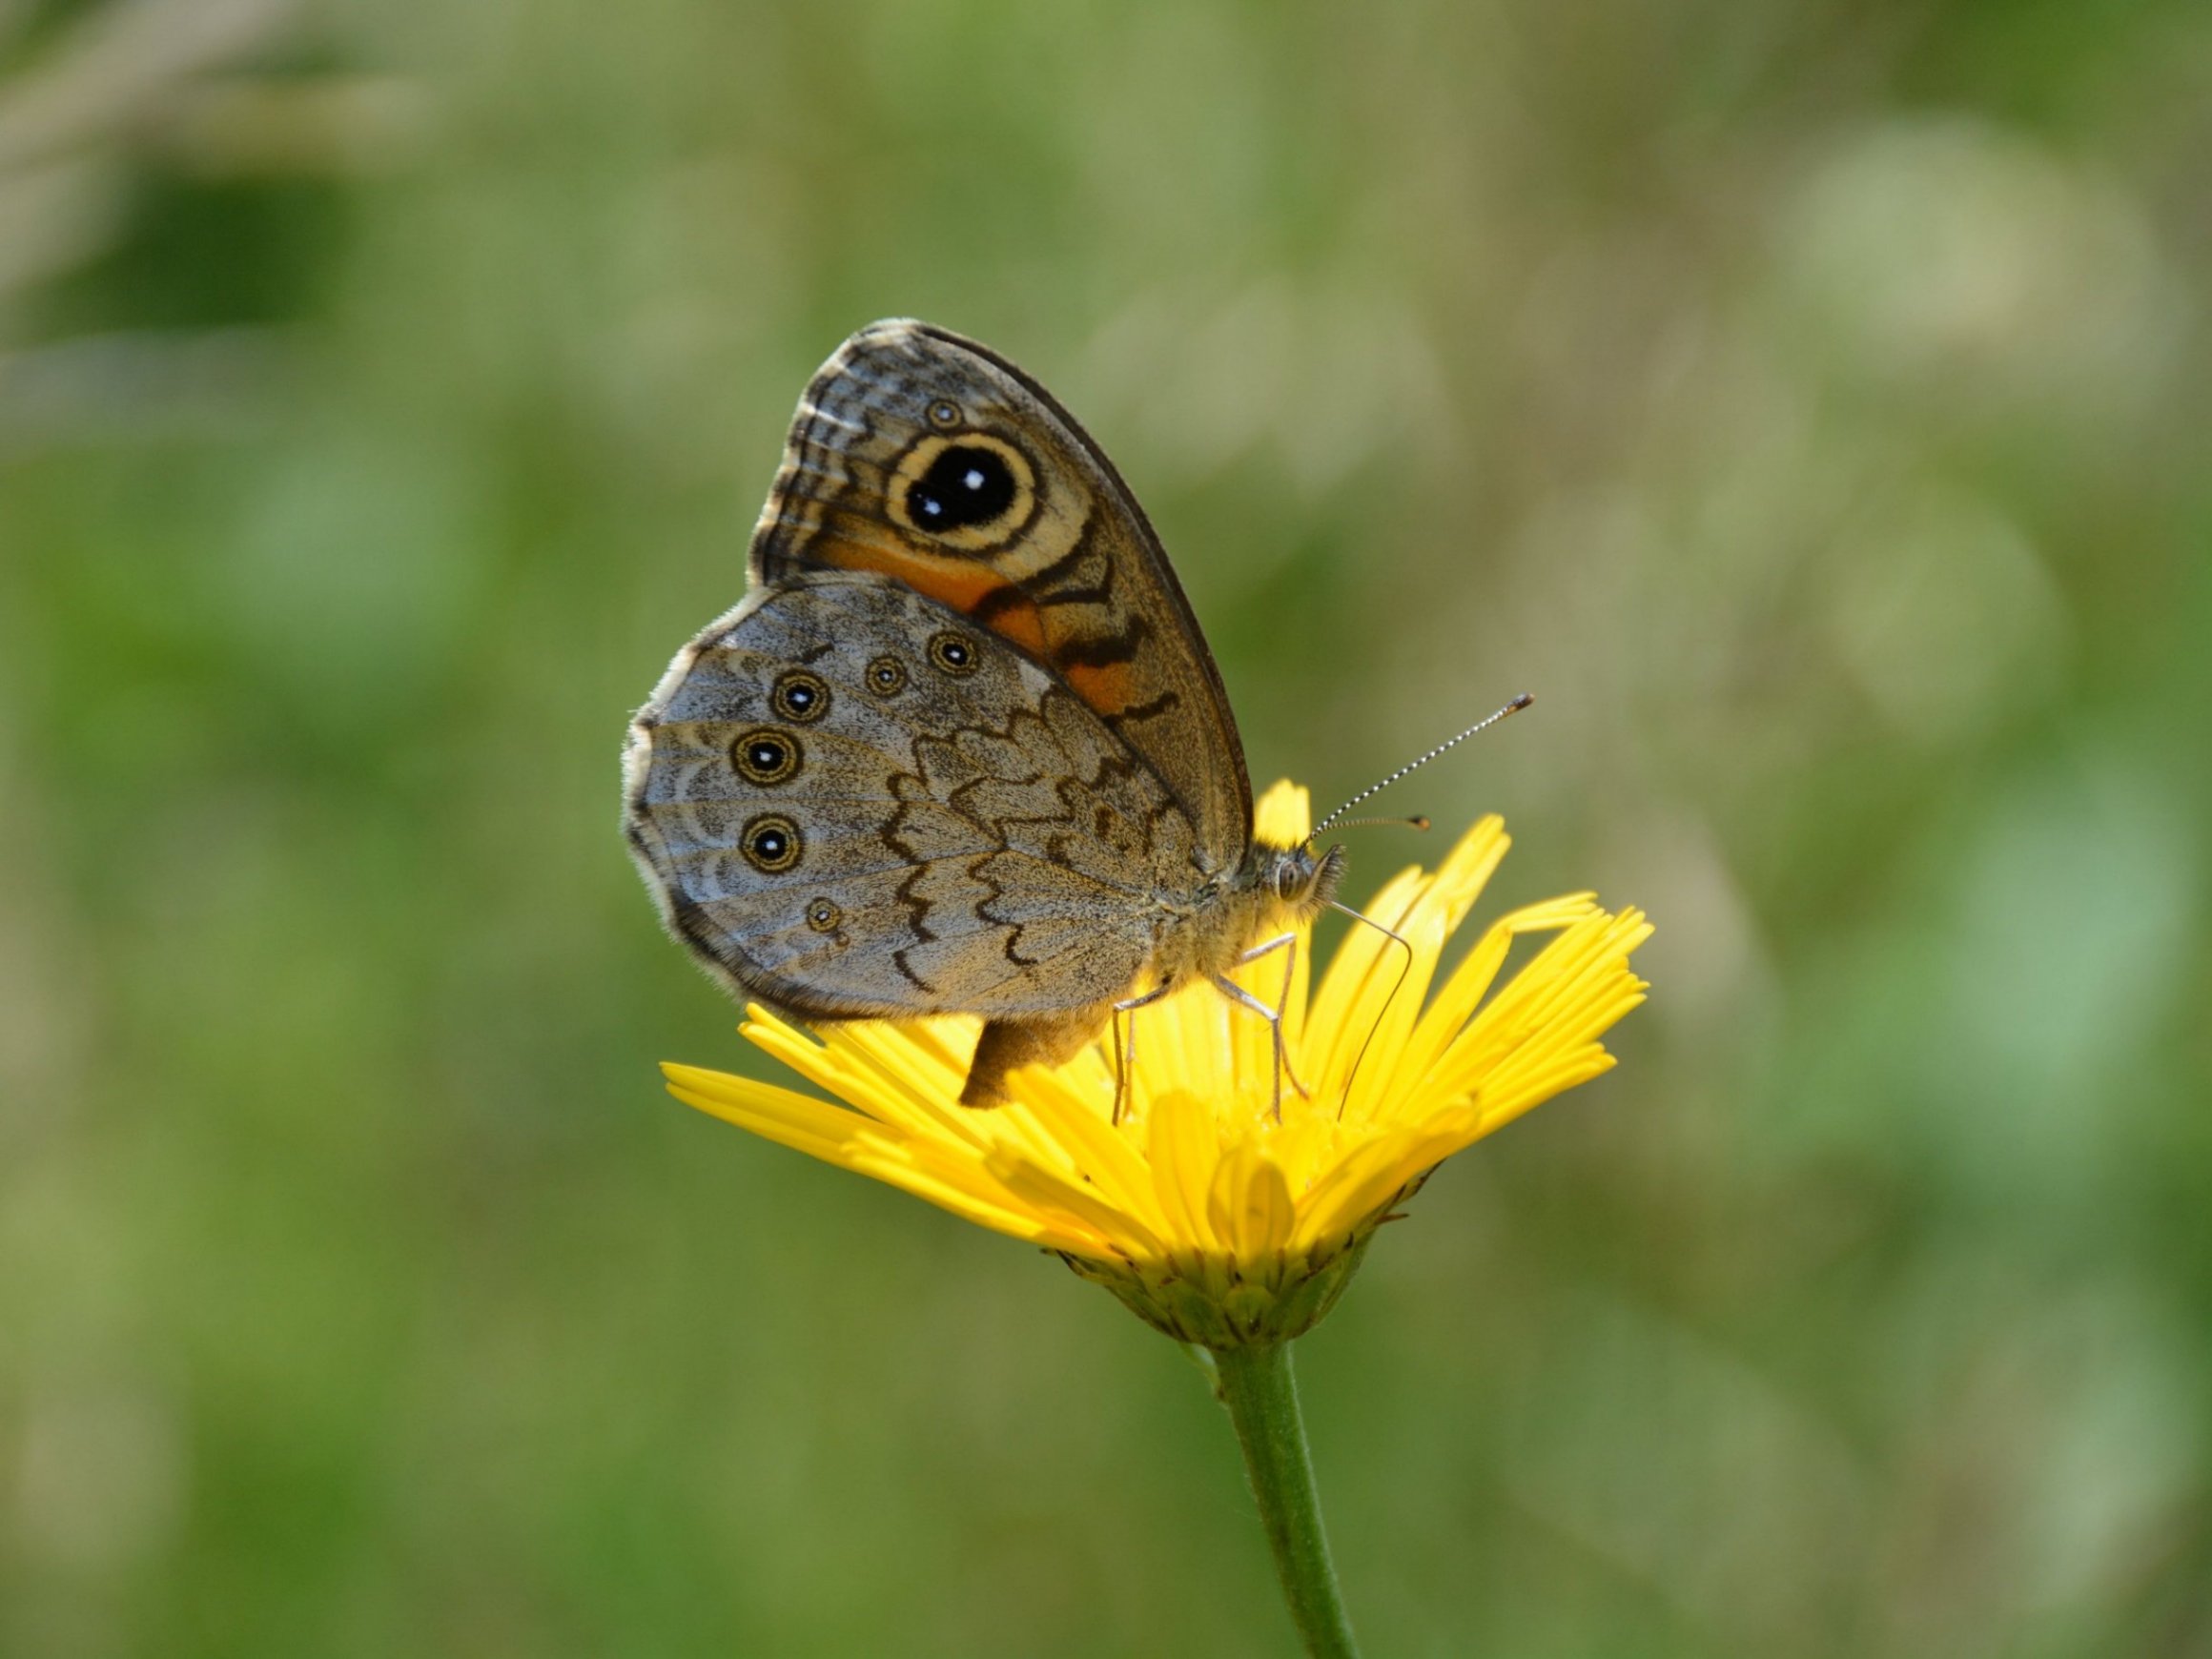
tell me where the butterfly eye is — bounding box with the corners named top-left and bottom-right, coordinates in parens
top-left (929, 632), bottom-right (980, 675)
top-left (866, 656), bottom-right (908, 696)
top-left (805, 897), bottom-right (842, 933)
top-left (741, 814), bottom-right (803, 872)
top-left (731, 728), bottom-right (802, 786)
top-left (927, 399), bottom-right (962, 428)
top-left (770, 671), bottom-right (830, 723)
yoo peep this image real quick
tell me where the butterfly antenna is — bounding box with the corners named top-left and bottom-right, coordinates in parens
top-left (1324, 814), bottom-right (1430, 834)
top-left (1308, 693), bottom-right (1533, 842)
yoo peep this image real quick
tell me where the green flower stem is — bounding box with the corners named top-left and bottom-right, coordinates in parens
top-left (1213, 1342), bottom-right (1362, 1659)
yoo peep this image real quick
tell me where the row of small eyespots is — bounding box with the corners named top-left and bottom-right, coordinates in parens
top-left (729, 629), bottom-right (984, 876)
top-left (765, 630), bottom-right (976, 725)
top-left (734, 632), bottom-right (981, 784)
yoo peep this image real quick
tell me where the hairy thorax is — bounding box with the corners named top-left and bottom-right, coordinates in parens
top-left (1146, 838), bottom-right (1345, 993)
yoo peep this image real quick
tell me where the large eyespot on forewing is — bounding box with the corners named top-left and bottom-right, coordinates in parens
top-left (886, 433), bottom-right (1038, 552)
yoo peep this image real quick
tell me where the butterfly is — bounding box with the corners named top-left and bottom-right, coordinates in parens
top-left (623, 318), bottom-right (1348, 1109)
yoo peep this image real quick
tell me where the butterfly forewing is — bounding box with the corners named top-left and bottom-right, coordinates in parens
top-left (748, 319), bottom-right (1254, 867)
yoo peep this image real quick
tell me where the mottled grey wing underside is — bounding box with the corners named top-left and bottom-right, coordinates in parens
top-left (624, 570), bottom-right (1198, 1021)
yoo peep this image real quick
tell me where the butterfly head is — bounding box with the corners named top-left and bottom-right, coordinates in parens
top-left (1250, 839), bottom-right (1345, 925)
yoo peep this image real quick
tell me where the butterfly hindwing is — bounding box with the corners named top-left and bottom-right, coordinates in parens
top-left (748, 319), bottom-right (1255, 869)
top-left (625, 569), bottom-right (1198, 1025)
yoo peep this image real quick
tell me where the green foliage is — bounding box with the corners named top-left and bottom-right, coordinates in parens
top-left (4, 1), bottom-right (2209, 1652)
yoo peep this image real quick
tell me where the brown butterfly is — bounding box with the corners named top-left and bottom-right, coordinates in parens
top-left (623, 319), bottom-right (1346, 1107)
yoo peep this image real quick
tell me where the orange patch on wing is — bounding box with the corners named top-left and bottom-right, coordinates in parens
top-left (1062, 660), bottom-right (1135, 715)
top-left (982, 593), bottom-right (1047, 657)
top-left (814, 533), bottom-right (1051, 663)
top-left (819, 539), bottom-right (1003, 612)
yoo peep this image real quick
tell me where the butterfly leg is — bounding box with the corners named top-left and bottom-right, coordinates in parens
top-left (1211, 973), bottom-right (1306, 1121)
top-left (1235, 932), bottom-right (1313, 1102)
top-left (1109, 981), bottom-right (1177, 1125)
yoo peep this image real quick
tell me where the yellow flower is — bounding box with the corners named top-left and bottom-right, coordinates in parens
top-left (664, 784), bottom-right (1652, 1347)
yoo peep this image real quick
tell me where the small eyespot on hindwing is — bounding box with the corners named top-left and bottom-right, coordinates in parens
top-left (770, 671), bottom-right (830, 723)
top-left (741, 813), bottom-right (803, 872)
top-left (730, 728), bottom-right (802, 786)
top-left (928, 632), bottom-right (980, 675)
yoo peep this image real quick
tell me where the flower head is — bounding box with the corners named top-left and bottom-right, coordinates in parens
top-left (665, 784), bottom-right (1651, 1347)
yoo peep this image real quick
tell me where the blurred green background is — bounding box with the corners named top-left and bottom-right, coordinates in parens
top-left (4, 1), bottom-right (2209, 1654)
